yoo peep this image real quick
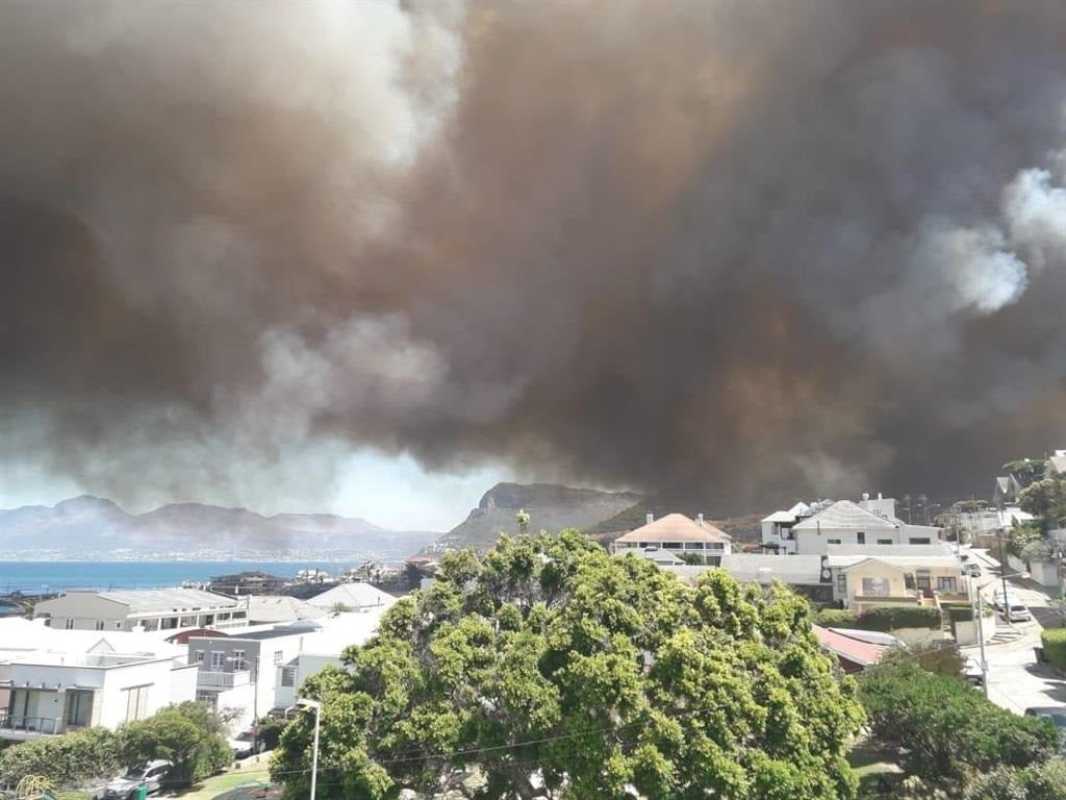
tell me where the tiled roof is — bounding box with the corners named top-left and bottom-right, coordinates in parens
top-left (793, 500), bottom-right (897, 531)
top-left (813, 625), bottom-right (888, 667)
top-left (614, 513), bottom-right (731, 544)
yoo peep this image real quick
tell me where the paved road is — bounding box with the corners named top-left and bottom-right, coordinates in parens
top-left (961, 549), bottom-right (1066, 713)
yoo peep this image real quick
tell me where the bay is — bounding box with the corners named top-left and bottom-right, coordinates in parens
top-left (0, 560), bottom-right (371, 594)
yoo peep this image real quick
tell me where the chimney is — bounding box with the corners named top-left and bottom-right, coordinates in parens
top-left (878, 492), bottom-right (883, 500)
top-left (696, 513), bottom-right (704, 526)
top-left (645, 512), bottom-right (654, 525)
top-left (862, 492), bottom-right (870, 501)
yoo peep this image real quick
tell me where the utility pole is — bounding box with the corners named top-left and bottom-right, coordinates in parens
top-left (999, 531), bottom-right (1012, 628)
top-left (975, 591), bottom-right (990, 699)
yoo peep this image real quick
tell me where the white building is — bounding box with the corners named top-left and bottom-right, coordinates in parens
top-left (790, 497), bottom-right (941, 556)
top-left (0, 619), bottom-right (197, 742)
top-left (611, 513), bottom-right (732, 565)
top-left (306, 582), bottom-right (398, 613)
top-left (34, 588), bottom-right (246, 633)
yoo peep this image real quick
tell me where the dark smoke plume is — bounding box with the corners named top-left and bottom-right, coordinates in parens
top-left (4, 0), bottom-right (1066, 513)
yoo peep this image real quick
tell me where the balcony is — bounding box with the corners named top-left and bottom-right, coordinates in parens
top-left (197, 670), bottom-right (250, 690)
top-left (0, 710), bottom-right (61, 738)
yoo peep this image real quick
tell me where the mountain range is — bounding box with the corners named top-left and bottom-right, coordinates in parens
top-left (0, 495), bottom-right (439, 561)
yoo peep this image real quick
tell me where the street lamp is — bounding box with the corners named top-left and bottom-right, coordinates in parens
top-left (297, 698), bottom-right (322, 800)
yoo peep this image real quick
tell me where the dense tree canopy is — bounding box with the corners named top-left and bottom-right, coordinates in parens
top-left (273, 531), bottom-right (865, 799)
top-left (859, 662), bottom-right (1057, 790)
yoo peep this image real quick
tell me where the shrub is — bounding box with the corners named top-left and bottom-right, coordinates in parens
top-left (120, 702), bottom-right (232, 786)
top-left (860, 662), bottom-right (1058, 786)
top-left (0, 727), bottom-right (121, 789)
top-left (815, 608), bottom-right (858, 628)
top-left (1041, 628), bottom-right (1066, 670)
top-left (856, 605), bottom-right (941, 631)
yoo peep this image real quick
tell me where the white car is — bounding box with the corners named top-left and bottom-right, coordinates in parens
top-left (101, 761), bottom-right (172, 800)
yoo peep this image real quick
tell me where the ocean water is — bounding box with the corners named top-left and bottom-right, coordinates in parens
top-left (0, 561), bottom-right (368, 594)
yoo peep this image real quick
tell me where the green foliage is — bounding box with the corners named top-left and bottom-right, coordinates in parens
top-left (0, 727), bottom-right (121, 789)
top-left (1018, 477), bottom-right (1066, 532)
top-left (1003, 460), bottom-right (1046, 488)
top-left (965, 758), bottom-right (1066, 800)
top-left (816, 608), bottom-right (859, 628)
top-left (120, 702), bottom-right (231, 786)
top-left (859, 663), bottom-right (1057, 789)
top-left (273, 531), bottom-right (866, 800)
top-left (255, 716), bottom-right (288, 751)
top-left (877, 642), bottom-right (964, 679)
top-left (1007, 523), bottom-right (1045, 560)
top-left (816, 606), bottom-right (940, 632)
top-left (1040, 628), bottom-right (1066, 670)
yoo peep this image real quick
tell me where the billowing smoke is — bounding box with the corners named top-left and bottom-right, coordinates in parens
top-left (4, 0), bottom-right (1066, 514)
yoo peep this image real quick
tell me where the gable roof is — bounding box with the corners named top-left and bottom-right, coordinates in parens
top-left (762, 510), bottom-right (796, 524)
top-left (96, 588), bottom-right (238, 612)
top-left (307, 582), bottom-right (398, 610)
top-left (246, 595), bottom-right (327, 623)
top-left (793, 500), bottom-right (897, 531)
top-left (614, 513), bottom-right (731, 544)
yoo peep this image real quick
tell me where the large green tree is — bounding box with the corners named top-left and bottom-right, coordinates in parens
top-left (859, 662), bottom-right (1057, 790)
top-left (120, 701), bottom-right (231, 786)
top-left (273, 531), bottom-right (864, 799)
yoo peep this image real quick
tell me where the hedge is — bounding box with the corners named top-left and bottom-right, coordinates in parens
top-left (1042, 628), bottom-right (1066, 670)
top-left (815, 605), bottom-right (941, 631)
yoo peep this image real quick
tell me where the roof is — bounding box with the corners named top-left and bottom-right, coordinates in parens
top-left (246, 596), bottom-right (326, 623)
top-left (291, 608), bottom-right (391, 657)
top-left (793, 500), bottom-right (897, 532)
top-left (614, 513), bottom-right (732, 544)
top-left (762, 511), bottom-right (796, 524)
top-left (0, 618), bottom-right (185, 665)
top-left (86, 588), bottom-right (238, 612)
top-left (827, 555), bottom-right (963, 571)
top-left (306, 582), bottom-right (398, 610)
top-left (812, 625), bottom-right (889, 667)
top-left (787, 502), bottom-right (812, 516)
top-left (826, 543), bottom-right (954, 558)
top-left (718, 554), bottom-right (824, 585)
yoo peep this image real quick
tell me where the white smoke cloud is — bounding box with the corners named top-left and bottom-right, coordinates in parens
top-left (1003, 167), bottom-right (1066, 269)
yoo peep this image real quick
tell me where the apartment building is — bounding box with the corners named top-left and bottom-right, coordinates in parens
top-left (0, 619), bottom-right (197, 742)
top-left (34, 588), bottom-right (246, 633)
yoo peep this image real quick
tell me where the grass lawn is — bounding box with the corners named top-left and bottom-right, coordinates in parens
top-left (171, 753), bottom-right (274, 800)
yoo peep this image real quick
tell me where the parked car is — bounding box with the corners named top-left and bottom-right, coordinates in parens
top-left (229, 729), bottom-right (265, 759)
top-left (963, 655), bottom-right (984, 686)
top-left (1024, 706), bottom-right (1066, 752)
top-left (1003, 602), bottom-right (1032, 623)
top-left (101, 760), bottom-right (172, 800)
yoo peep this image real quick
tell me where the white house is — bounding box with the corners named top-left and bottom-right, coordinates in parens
top-left (306, 582), bottom-right (398, 612)
top-left (790, 498), bottom-right (941, 556)
top-left (0, 619), bottom-right (197, 742)
top-left (34, 588), bottom-right (246, 633)
top-left (611, 513), bottom-right (732, 565)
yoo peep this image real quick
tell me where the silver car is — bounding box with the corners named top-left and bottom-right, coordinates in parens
top-left (102, 760), bottom-right (172, 800)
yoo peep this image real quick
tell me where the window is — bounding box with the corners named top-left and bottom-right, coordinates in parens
top-left (210, 651), bottom-right (224, 670)
top-left (909, 538), bottom-right (931, 545)
top-left (861, 577), bottom-right (891, 597)
top-left (180, 615), bottom-right (197, 627)
top-left (662, 542), bottom-right (683, 550)
top-left (273, 650), bottom-right (283, 666)
top-left (856, 532), bottom-right (865, 545)
top-left (66, 691), bottom-right (92, 727)
top-left (193, 650), bottom-right (205, 664)
top-left (196, 690), bottom-right (218, 708)
top-left (65, 619), bottom-right (75, 630)
top-left (836, 571), bottom-right (847, 596)
top-left (115, 622), bottom-right (122, 629)
top-left (877, 539), bottom-right (893, 545)
top-left (936, 576), bottom-right (958, 593)
top-left (232, 611), bottom-right (246, 619)
top-left (122, 685), bottom-right (152, 722)
top-left (827, 538), bottom-right (842, 545)
top-left (96, 621), bottom-right (105, 631)
top-left (233, 650), bottom-right (247, 671)
top-left (217, 612), bottom-right (230, 621)
top-left (281, 666), bottom-right (297, 688)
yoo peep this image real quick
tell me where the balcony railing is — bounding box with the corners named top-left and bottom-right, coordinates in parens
top-left (0, 711), bottom-right (60, 734)
top-left (197, 670), bottom-right (250, 690)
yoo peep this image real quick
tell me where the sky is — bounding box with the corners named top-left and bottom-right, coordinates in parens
top-left (0, 451), bottom-right (512, 532)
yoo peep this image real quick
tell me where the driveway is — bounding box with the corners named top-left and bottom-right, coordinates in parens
top-left (962, 549), bottom-right (1066, 713)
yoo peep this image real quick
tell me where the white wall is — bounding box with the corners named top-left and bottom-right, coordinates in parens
top-left (97, 659), bottom-right (182, 729)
